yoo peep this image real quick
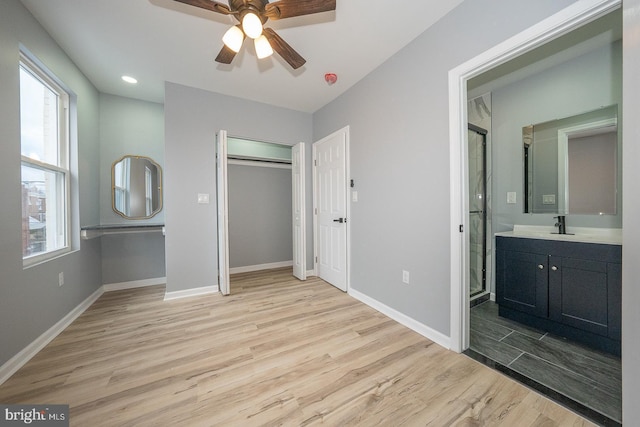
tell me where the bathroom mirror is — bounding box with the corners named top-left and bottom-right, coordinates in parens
top-left (524, 105), bottom-right (618, 215)
top-left (112, 155), bottom-right (163, 219)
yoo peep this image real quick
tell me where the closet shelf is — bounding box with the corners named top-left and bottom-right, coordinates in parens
top-left (81, 224), bottom-right (165, 240)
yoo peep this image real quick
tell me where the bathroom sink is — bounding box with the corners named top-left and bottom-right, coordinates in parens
top-left (495, 225), bottom-right (622, 245)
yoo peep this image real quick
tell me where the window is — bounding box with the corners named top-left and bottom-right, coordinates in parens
top-left (20, 54), bottom-right (70, 265)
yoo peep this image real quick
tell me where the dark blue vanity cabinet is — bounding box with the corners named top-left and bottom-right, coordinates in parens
top-left (496, 236), bottom-right (621, 355)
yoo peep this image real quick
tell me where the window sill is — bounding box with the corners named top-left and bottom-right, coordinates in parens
top-left (23, 247), bottom-right (79, 269)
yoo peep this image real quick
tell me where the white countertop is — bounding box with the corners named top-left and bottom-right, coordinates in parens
top-left (495, 225), bottom-right (622, 245)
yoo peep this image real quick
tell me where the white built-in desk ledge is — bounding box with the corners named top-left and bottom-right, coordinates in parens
top-left (495, 225), bottom-right (622, 245)
top-left (81, 224), bottom-right (165, 240)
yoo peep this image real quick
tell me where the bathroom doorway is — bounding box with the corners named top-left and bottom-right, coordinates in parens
top-left (453, 5), bottom-right (623, 424)
top-left (468, 124), bottom-right (488, 303)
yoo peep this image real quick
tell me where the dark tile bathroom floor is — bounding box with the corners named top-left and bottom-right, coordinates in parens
top-left (467, 300), bottom-right (621, 425)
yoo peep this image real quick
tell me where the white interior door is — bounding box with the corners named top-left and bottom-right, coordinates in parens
top-left (292, 142), bottom-right (306, 280)
top-left (314, 127), bottom-right (348, 292)
top-left (217, 130), bottom-right (230, 295)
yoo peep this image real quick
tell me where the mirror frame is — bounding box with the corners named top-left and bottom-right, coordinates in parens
top-left (111, 155), bottom-right (163, 219)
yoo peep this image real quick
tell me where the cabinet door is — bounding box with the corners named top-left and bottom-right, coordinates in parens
top-left (548, 256), bottom-right (609, 336)
top-left (496, 250), bottom-right (548, 317)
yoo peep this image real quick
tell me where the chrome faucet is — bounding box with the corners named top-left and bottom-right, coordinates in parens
top-left (554, 215), bottom-right (567, 234)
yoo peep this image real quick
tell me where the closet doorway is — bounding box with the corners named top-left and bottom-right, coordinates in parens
top-left (216, 131), bottom-right (306, 294)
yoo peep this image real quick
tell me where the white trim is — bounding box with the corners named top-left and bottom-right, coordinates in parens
top-left (349, 288), bottom-right (451, 350)
top-left (228, 159), bottom-right (292, 169)
top-left (163, 285), bottom-right (219, 301)
top-left (306, 269), bottom-right (316, 277)
top-left (103, 277), bottom-right (166, 292)
top-left (0, 286), bottom-right (104, 386)
top-left (229, 261), bottom-right (293, 274)
top-left (448, 0), bottom-right (621, 354)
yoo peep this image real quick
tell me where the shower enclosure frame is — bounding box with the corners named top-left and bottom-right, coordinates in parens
top-left (468, 123), bottom-right (488, 301)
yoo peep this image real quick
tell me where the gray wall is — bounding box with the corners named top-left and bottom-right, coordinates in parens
top-left (98, 94), bottom-right (166, 284)
top-left (491, 41), bottom-right (622, 232)
top-left (228, 164), bottom-right (292, 268)
top-left (622, 0), bottom-right (640, 421)
top-left (99, 94), bottom-right (165, 225)
top-left (164, 83), bottom-right (312, 293)
top-left (0, 0), bottom-right (102, 366)
top-left (101, 233), bottom-right (166, 284)
top-left (313, 0), bottom-right (577, 336)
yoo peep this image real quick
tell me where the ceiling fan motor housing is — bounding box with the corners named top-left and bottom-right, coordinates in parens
top-left (231, 0), bottom-right (270, 23)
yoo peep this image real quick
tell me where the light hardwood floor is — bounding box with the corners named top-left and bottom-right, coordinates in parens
top-left (0, 268), bottom-right (594, 426)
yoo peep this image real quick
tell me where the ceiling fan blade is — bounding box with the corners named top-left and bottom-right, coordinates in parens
top-left (215, 45), bottom-right (238, 64)
top-left (171, 0), bottom-right (232, 15)
top-left (263, 28), bottom-right (306, 69)
top-left (264, 0), bottom-right (336, 20)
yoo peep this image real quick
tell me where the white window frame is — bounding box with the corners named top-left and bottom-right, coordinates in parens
top-left (20, 52), bottom-right (71, 267)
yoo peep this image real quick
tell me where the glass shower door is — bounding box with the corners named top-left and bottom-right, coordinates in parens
top-left (468, 125), bottom-right (487, 298)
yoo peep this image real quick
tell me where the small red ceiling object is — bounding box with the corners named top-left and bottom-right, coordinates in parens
top-left (324, 73), bottom-right (338, 85)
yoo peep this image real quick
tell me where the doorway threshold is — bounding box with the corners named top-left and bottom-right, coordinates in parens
top-left (463, 348), bottom-right (620, 427)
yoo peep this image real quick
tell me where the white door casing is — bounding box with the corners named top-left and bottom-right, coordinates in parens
top-left (217, 130), bottom-right (230, 295)
top-left (292, 142), bottom-right (306, 280)
top-left (313, 127), bottom-right (349, 292)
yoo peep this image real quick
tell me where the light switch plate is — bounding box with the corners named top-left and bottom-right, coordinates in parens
top-left (542, 194), bottom-right (556, 205)
top-left (507, 192), bottom-right (517, 204)
top-left (352, 191), bottom-right (358, 202)
top-left (197, 193), bottom-right (210, 204)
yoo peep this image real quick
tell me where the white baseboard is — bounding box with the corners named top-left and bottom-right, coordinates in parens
top-left (163, 285), bottom-right (219, 301)
top-left (103, 276), bottom-right (166, 292)
top-left (348, 288), bottom-right (451, 350)
top-left (306, 269), bottom-right (316, 277)
top-left (0, 286), bottom-right (104, 386)
top-left (490, 292), bottom-right (496, 301)
top-left (229, 261), bottom-right (293, 274)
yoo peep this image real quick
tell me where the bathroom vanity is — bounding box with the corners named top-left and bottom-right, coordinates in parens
top-left (495, 226), bottom-right (621, 355)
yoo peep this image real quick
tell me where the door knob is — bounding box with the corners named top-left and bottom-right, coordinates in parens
top-left (551, 265), bottom-right (558, 271)
top-left (538, 264), bottom-right (544, 270)
top-left (333, 218), bottom-right (346, 223)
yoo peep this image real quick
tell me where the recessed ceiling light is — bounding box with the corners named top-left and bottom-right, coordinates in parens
top-left (121, 75), bottom-right (138, 84)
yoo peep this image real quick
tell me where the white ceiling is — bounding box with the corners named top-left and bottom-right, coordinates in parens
top-left (19, 0), bottom-right (463, 113)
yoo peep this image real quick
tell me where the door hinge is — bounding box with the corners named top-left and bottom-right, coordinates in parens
top-left (314, 159), bottom-right (317, 166)
top-left (459, 224), bottom-right (464, 233)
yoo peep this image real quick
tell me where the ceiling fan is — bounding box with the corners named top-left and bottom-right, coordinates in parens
top-left (171, 0), bottom-right (337, 69)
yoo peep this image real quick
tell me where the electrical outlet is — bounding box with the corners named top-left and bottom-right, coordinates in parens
top-left (58, 272), bottom-right (64, 287)
top-left (402, 270), bottom-right (410, 284)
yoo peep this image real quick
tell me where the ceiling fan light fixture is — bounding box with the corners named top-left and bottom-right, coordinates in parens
top-left (242, 12), bottom-right (263, 39)
top-left (222, 25), bottom-right (244, 52)
top-left (254, 35), bottom-right (273, 59)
